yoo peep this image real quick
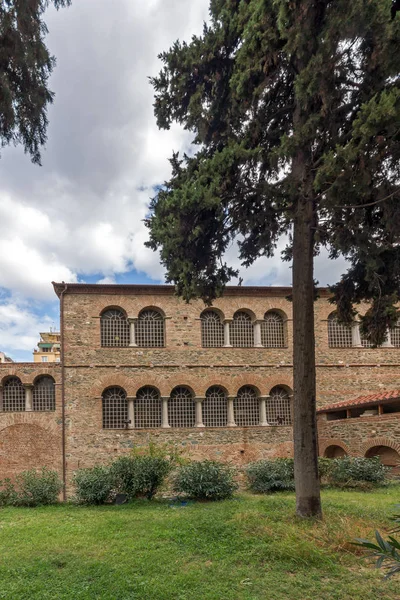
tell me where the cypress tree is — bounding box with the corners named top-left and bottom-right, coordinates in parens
top-left (147, 0), bottom-right (400, 517)
top-left (0, 0), bottom-right (71, 164)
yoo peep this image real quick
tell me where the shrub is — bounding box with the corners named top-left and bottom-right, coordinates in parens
top-left (73, 465), bottom-right (114, 505)
top-left (110, 455), bottom-right (172, 500)
top-left (0, 478), bottom-right (19, 506)
top-left (173, 460), bottom-right (238, 500)
top-left (246, 458), bottom-right (295, 493)
top-left (0, 468), bottom-right (62, 507)
top-left (318, 457), bottom-right (335, 480)
top-left (328, 456), bottom-right (388, 487)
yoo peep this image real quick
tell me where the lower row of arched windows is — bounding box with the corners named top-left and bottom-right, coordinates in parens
top-left (0, 376), bottom-right (55, 412)
top-left (102, 385), bottom-right (292, 429)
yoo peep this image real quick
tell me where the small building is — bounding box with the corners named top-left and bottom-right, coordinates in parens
top-left (33, 330), bottom-right (61, 363)
top-left (0, 352), bottom-right (13, 364)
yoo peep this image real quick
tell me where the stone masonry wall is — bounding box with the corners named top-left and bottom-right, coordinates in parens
top-left (0, 363), bottom-right (62, 480)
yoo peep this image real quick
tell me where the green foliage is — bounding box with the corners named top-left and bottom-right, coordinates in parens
top-left (110, 455), bottom-right (172, 500)
top-left (0, 468), bottom-right (62, 507)
top-left (0, 0), bottom-right (71, 164)
top-left (173, 460), bottom-right (238, 500)
top-left (246, 459), bottom-right (295, 493)
top-left (246, 457), bottom-right (387, 493)
top-left (73, 465), bottom-right (114, 505)
top-left (328, 457), bottom-right (388, 487)
top-left (355, 505), bottom-right (400, 578)
top-left (317, 457), bottom-right (335, 480)
top-left (0, 478), bottom-right (19, 506)
top-left (147, 0), bottom-right (400, 334)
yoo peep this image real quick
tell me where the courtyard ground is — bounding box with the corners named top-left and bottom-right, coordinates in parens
top-left (0, 486), bottom-right (399, 600)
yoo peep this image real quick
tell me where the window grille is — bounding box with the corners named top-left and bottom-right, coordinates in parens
top-left (327, 313), bottom-right (352, 348)
top-left (230, 311), bottom-right (254, 347)
top-left (203, 386), bottom-right (227, 427)
top-left (134, 387), bottom-right (161, 428)
top-left (33, 376), bottom-right (55, 411)
top-left (267, 387), bottom-right (292, 426)
top-left (261, 311), bottom-right (285, 347)
top-left (102, 387), bottom-right (128, 429)
top-left (100, 309), bottom-right (129, 347)
top-left (3, 377), bottom-right (25, 412)
top-left (168, 387), bottom-right (195, 428)
top-left (234, 386), bottom-right (260, 426)
top-left (136, 310), bottom-right (164, 347)
top-left (201, 310), bottom-right (224, 347)
top-left (391, 320), bottom-right (400, 347)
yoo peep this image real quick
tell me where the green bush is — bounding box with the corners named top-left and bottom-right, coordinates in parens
top-left (328, 456), bottom-right (388, 487)
top-left (73, 465), bottom-right (114, 505)
top-left (246, 458), bottom-right (295, 493)
top-left (318, 457), bottom-right (335, 480)
top-left (0, 468), bottom-right (62, 507)
top-left (0, 478), bottom-right (19, 506)
top-left (110, 455), bottom-right (172, 500)
top-left (173, 460), bottom-right (238, 500)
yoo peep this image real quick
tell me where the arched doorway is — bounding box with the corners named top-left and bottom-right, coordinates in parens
top-left (365, 445), bottom-right (400, 472)
top-left (324, 445), bottom-right (347, 459)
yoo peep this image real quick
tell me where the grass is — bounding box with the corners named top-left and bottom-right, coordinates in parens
top-left (0, 486), bottom-right (399, 599)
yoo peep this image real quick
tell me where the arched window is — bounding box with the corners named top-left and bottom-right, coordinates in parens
top-left (203, 386), bottom-right (227, 427)
top-left (102, 387), bottom-right (128, 429)
top-left (168, 386), bottom-right (195, 428)
top-left (134, 386), bottom-right (161, 428)
top-left (267, 386), bottom-right (292, 426)
top-left (33, 376), bottom-right (55, 411)
top-left (261, 311), bottom-right (285, 347)
top-left (136, 309), bottom-right (164, 347)
top-left (327, 312), bottom-right (352, 348)
top-left (230, 311), bottom-right (254, 347)
top-left (100, 308), bottom-right (129, 347)
top-left (391, 319), bottom-right (400, 348)
top-left (201, 310), bottom-right (224, 347)
top-left (234, 386), bottom-right (259, 426)
top-left (2, 377), bottom-right (25, 412)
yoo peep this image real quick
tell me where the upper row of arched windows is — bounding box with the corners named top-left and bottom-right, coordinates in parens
top-left (327, 313), bottom-right (400, 348)
top-left (100, 307), bottom-right (400, 349)
top-left (100, 308), bottom-right (287, 348)
top-left (0, 376), bottom-right (55, 412)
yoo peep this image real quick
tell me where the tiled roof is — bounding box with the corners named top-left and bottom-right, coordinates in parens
top-left (318, 390), bottom-right (400, 413)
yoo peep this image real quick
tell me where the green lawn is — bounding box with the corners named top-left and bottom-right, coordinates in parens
top-left (0, 487), bottom-right (399, 600)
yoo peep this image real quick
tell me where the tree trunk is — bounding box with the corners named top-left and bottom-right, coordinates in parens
top-left (292, 164), bottom-right (322, 518)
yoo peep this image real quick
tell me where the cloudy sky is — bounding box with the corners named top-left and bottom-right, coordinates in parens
top-left (0, 0), bottom-right (347, 361)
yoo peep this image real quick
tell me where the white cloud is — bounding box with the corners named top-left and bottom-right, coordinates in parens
top-left (0, 0), bottom-right (350, 357)
top-left (0, 302), bottom-right (55, 360)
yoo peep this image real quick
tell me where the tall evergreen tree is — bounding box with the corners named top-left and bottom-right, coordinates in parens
top-left (0, 0), bottom-right (71, 164)
top-left (147, 0), bottom-right (400, 517)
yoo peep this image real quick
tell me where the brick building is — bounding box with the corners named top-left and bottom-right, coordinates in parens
top-left (0, 282), bottom-right (399, 496)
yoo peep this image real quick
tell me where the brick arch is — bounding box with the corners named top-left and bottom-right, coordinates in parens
top-left (90, 374), bottom-right (174, 397)
top-left (91, 374), bottom-right (137, 397)
top-left (96, 300), bottom-right (132, 317)
top-left (32, 372), bottom-right (56, 384)
top-left (231, 374), bottom-right (267, 396)
top-left (266, 376), bottom-right (293, 395)
top-left (1, 370), bottom-right (32, 386)
top-left (161, 374), bottom-right (204, 397)
top-left (198, 378), bottom-right (234, 396)
top-left (360, 437), bottom-right (400, 458)
top-left (0, 412), bottom-right (61, 436)
top-left (318, 438), bottom-right (351, 457)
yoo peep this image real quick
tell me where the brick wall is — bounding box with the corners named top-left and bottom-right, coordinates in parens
top-left (1, 284), bottom-right (400, 496)
top-left (0, 363), bottom-right (62, 480)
